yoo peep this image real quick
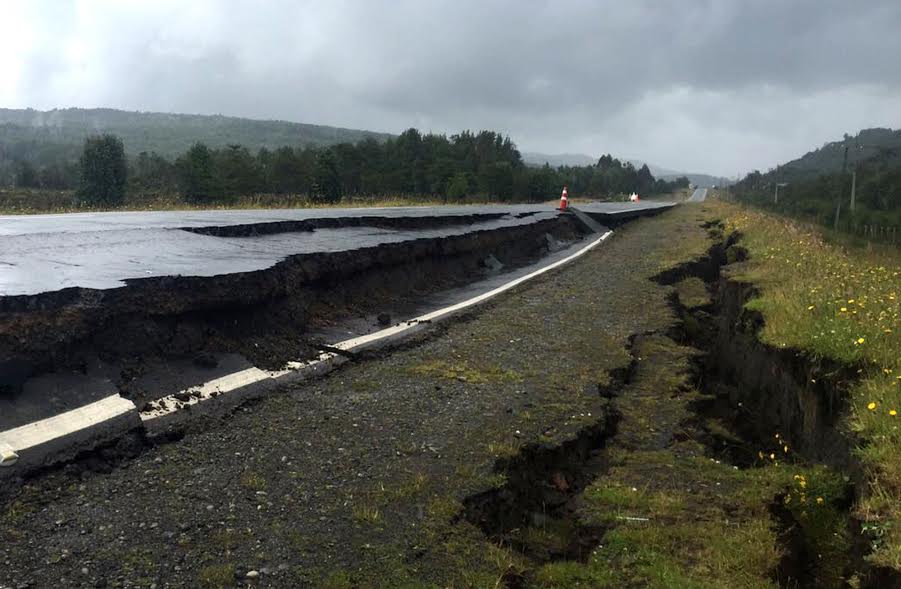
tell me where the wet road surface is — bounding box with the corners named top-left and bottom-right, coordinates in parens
top-left (0, 202), bottom-right (671, 296)
top-left (688, 188), bottom-right (708, 202)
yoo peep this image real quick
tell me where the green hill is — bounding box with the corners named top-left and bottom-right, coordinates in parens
top-left (772, 127), bottom-right (901, 181)
top-left (0, 107), bottom-right (393, 158)
top-left (734, 127), bottom-right (900, 238)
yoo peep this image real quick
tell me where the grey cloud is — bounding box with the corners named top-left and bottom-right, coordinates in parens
top-left (4, 0), bottom-right (901, 175)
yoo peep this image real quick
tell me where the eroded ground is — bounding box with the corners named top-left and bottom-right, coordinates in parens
top-left (0, 204), bottom-right (833, 588)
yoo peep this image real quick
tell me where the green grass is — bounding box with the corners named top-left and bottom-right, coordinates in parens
top-left (406, 359), bottom-right (522, 384)
top-left (674, 276), bottom-right (711, 308)
top-left (717, 199), bottom-right (901, 571)
top-left (239, 470), bottom-right (267, 492)
top-left (198, 563), bottom-right (236, 589)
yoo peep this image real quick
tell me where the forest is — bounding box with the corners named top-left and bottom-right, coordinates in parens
top-left (3, 128), bottom-right (688, 206)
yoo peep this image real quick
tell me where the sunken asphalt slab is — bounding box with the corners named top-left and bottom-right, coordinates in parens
top-left (0, 202), bottom-right (671, 296)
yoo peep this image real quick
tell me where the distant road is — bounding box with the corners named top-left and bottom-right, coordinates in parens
top-left (687, 188), bottom-right (707, 202)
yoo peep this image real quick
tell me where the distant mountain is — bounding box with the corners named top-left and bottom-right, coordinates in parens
top-left (654, 172), bottom-right (730, 188)
top-left (770, 127), bottom-right (901, 181)
top-left (624, 160), bottom-right (729, 188)
top-left (522, 151), bottom-right (727, 187)
top-left (0, 107), bottom-right (393, 157)
top-left (521, 151), bottom-right (597, 167)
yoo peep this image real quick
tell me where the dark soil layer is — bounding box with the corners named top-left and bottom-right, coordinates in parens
top-left (0, 215), bottom-right (584, 396)
top-left (182, 213), bottom-right (508, 237)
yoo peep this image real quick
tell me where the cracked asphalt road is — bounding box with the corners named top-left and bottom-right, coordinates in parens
top-left (0, 204), bottom-right (714, 589)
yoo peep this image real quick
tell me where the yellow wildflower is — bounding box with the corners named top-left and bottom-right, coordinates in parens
top-left (867, 402), bottom-right (877, 411)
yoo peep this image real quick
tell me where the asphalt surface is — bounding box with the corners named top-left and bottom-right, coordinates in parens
top-left (687, 188), bottom-right (708, 202)
top-left (0, 202), bottom-right (671, 296)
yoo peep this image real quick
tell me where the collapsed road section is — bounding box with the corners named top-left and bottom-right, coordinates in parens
top-left (0, 201), bottom-right (672, 480)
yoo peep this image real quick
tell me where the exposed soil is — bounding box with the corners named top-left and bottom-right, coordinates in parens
top-left (657, 230), bottom-right (892, 588)
top-left (0, 215), bottom-right (586, 402)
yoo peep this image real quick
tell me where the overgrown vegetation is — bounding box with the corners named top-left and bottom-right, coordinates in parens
top-left (719, 200), bottom-right (901, 572)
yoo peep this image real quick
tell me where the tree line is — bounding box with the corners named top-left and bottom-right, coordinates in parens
top-left (9, 129), bottom-right (688, 206)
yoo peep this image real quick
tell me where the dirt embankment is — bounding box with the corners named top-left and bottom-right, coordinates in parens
top-left (657, 223), bottom-right (897, 588)
top-left (0, 215), bottom-right (586, 398)
top-left (658, 228), bottom-right (858, 471)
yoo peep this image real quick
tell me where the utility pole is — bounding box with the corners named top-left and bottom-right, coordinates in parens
top-left (774, 182), bottom-right (787, 204)
top-left (834, 145), bottom-right (849, 231)
top-left (849, 142), bottom-right (864, 215)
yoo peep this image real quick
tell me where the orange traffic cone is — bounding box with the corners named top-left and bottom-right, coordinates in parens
top-left (559, 186), bottom-right (569, 210)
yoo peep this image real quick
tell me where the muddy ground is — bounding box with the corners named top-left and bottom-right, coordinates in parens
top-left (0, 204), bottom-right (867, 588)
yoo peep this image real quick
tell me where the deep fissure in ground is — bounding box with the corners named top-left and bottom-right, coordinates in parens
top-left (459, 220), bottom-right (885, 588)
top-left (658, 224), bottom-right (881, 589)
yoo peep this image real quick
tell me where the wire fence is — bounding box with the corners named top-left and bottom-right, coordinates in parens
top-left (847, 223), bottom-right (898, 245)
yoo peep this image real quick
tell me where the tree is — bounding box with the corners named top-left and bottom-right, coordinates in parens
top-left (636, 164), bottom-right (655, 194)
top-left (271, 146), bottom-right (306, 194)
top-left (78, 134), bottom-right (127, 205)
top-left (478, 161), bottom-right (514, 201)
top-left (131, 151), bottom-right (177, 194)
top-left (446, 172), bottom-right (471, 201)
top-left (15, 161), bottom-right (40, 188)
top-left (177, 142), bottom-right (217, 202)
top-left (526, 164), bottom-right (558, 201)
top-left (311, 149), bottom-right (341, 203)
top-left (217, 145), bottom-right (260, 197)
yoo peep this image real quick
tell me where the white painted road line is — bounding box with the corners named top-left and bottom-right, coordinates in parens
top-left (336, 230), bottom-right (613, 351)
top-left (138, 367), bottom-right (272, 420)
top-left (688, 188), bottom-right (707, 203)
top-left (142, 230), bottom-right (613, 422)
top-left (0, 395), bottom-right (136, 453)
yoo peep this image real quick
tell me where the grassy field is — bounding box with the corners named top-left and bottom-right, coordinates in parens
top-left (714, 197), bottom-right (901, 571)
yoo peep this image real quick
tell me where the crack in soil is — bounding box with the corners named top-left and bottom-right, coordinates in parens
top-left (658, 227), bottom-right (882, 589)
top-left (458, 344), bottom-right (634, 585)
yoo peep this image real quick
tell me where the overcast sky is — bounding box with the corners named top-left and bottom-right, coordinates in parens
top-left (2, 0), bottom-right (901, 176)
